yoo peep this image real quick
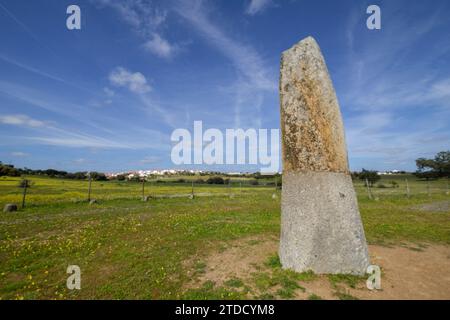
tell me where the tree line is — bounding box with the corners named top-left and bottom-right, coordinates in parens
top-left (2, 151), bottom-right (448, 183)
top-left (0, 162), bottom-right (107, 181)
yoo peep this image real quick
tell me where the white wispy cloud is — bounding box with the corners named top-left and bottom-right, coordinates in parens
top-left (174, 0), bottom-right (275, 128)
top-left (1, 120), bottom-right (169, 150)
top-left (339, 1), bottom-right (450, 169)
top-left (0, 54), bottom-right (95, 94)
top-left (109, 67), bottom-right (152, 94)
top-left (342, 2), bottom-right (450, 112)
top-left (98, 0), bottom-right (275, 128)
top-left (0, 86), bottom-right (169, 151)
top-left (96, 0), bottom-right (177, 58)
top-left (245, 0), bottom-right (272, 15)
top-left (0, 114), bottom-right (45, 127)
top-left (29, 136), bottom-right (132, 149)
top-left (144, 33), bottom-right (177, 58)
top-left (106, 66), bottom-right (186, 128)
top-left (0, 113), bottom-right (129, 149)
top-left (140, 155), bottom-right (161, 164)
top-left (11, 151), bottom-right (29, 157)
top-left (0, 81), bottom-right (117, 135)
top-left (175, 0), bottom-right (274, 91)
top-left (0, 54), bottom-right (65, 83)
top-left (103, 87), bottom-right (115, 97)
top-left (0, 2), bottom-right (58, 58)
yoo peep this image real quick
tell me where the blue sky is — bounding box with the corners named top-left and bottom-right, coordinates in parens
top-left (0, 0), bottom-right (449, 173)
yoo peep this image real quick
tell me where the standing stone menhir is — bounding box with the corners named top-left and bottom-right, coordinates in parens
top-left (279, 36), bottom-right (370, 275)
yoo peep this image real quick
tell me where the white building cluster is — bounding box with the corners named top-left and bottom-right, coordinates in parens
top-left (106, 169), bottom-right (204, 180)
top-left (377, 170), bottom-right (401, 175)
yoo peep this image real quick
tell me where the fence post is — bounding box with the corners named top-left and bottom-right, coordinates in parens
top-left (87, 172), bottom-right (92, 202)
top-left (191, 180), bottom-right (194, 198)
top-left (365, 178), bottom-right (373, 200)
top-left (405, 178), bottom-right (410, 198)
top-left (142, 178), bottom-right (145, 200)
top-left (21, 180), bottom-right (28, 208)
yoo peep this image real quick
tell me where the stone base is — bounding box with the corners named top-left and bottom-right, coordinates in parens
top-left (279, 171), bottom-right (370, 275)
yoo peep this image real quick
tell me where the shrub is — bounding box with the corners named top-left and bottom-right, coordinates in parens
top-left (390, 181), bottom-right (399, 188)
top-left (0, 163), bottom-right (21, 177)
top-left (359, 169), bottom-right (380, 187)
top-left (206, 176), bottom-right (224, 184)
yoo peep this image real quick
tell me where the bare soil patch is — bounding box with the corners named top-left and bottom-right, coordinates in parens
top-left (185, 237), bottom-right (450, 300)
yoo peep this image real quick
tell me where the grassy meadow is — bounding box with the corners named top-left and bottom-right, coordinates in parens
top-left (0, 174), bottom-right (449, 299)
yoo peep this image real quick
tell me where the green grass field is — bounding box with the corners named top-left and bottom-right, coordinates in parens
top-left (0, 175), bottom-right (449, 299)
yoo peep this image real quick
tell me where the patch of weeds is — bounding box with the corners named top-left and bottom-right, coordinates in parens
top-left (328, 274), bottom-right (365, 289)
top-left (295, 270), bottom-right (317, 282)
top-left (182, 281), bottom-right (246, 300)
top-left (193, 261), bottom-right (206, 275)
top-left (263, 254), bottom-right (316, 282)
top-left (276, 273), bottom-right (304, 292)
top-left (274, 270), bottom-right (305, 299)
top-left (252, 267), bottom-right (308, 299)
top-left (276, 288), bottom-right (296, 299)
top-left (257, 293), bottom-right (275, 300)
top-left (224, 277), bottom-right (244, 288)
top-left (247, 239), bottom-right (261, 246)
top-left (407, 246), bottom-right (424, 252)
top-left (272, 269), bottom-right (306, 289)
top-left (264, 254), bottom-right (282, 269)
top-left (308, 294), bottom-right (322, 300)
top-left (334, 291), bottom-right (359, 300)
top-left (252, 272), bottom-right (276, 291)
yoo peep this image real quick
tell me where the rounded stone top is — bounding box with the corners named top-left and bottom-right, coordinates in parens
top-left (280, 36), bottom-right (350, 173)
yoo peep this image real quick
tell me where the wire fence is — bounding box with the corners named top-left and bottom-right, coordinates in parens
top-left (1, 175), bottom-right (449, 208)
top-left (0, 176), bottom-right (281, 208)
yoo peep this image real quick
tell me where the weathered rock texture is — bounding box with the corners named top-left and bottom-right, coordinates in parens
top-left (279, 37), bottom-right (370, 275)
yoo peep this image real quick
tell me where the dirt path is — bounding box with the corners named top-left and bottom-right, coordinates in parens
top-left (186, 237), bottom-right (450, 300)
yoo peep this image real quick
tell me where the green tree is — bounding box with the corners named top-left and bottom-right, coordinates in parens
top-left (206, 176), bottom-right (224, 184)
top-left (415, 151), bottom-right (450, 179)
top-left (0, 163), bottom-right (21, 177)
top-left (358, 169), bottom-right (380, 187)
top-left (89, 171), bottom-right (107, 181)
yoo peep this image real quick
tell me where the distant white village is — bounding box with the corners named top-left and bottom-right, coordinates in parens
top-left (106, 169), bottom-right (200, 180)
top-left (105, 169), bottom-right (250, 180)
top-left (377, 170), bottom-right (402, 175)
top-left (104, 168), bottom-right (402, 180)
